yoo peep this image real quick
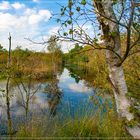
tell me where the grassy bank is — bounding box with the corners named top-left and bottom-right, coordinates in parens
top-left (64, 45), bottom-right (140, 123)
top-left (0, 48), bottom-right (63, 80)
top-left (15, 109), bottom-right (131, 139)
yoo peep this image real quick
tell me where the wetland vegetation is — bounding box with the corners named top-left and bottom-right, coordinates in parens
top-left (0, 0), bottom-right (140, 139)
top-left (0, 41), bottom-right (139, 139)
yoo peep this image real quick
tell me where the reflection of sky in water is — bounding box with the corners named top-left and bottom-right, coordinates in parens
top-left (59, 69), bottom-right (93, 95)
top-left (57, 69), bottom-right (95, 119)
top-left (0, 68), bottom-right (112, 133)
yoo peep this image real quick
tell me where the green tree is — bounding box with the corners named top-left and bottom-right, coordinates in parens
top-left (47, 35), bottom-right (62, 54)
top-left (47, 35), bottom-right (63, 74)
top-left (58, 0), bottom-right (140, 137)
top-left (0, 44), bottom-right (7, 53)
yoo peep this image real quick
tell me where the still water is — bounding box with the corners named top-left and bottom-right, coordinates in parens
top-left (0, 68), bottom-right (112, 136)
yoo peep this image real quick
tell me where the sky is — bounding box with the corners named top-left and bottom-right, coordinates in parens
top-left (0, 0), bottom-right (74, 52)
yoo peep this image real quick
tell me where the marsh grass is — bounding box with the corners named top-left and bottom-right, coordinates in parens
top-left (54, 111), bottom-right (130, 138)
top-left (15, 108), bottom-right (131, 139)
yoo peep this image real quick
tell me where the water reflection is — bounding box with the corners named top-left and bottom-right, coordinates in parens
top-left (0, 67), bottom-right (112, 136)
top-left (14, 76), bottom-right (41, 117)
top-left (43, 79), bottom-right (63, 117)
top-left (6, 78), bottom-right (13, 137)
top-left (0, 80), bottom-right (14, 137)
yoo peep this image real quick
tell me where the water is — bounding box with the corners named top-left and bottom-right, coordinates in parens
top-left (0, 68), bottom-right (112, 135)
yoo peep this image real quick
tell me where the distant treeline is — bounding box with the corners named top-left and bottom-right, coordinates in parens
top-left (0, 46), bottom-right (63, 79)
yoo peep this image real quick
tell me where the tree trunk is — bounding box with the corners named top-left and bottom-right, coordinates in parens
top-left (6, 33), bottom-right (13, 137)
top-left (106, 50), bottom-right (134, 120)
top-left (93, 0), bottom-right (134, 120)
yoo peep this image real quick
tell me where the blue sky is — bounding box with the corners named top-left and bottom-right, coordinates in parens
top-left (0, 0), bottom-right (73, 52)
top-left (0, 0), bottom-right (134, 52)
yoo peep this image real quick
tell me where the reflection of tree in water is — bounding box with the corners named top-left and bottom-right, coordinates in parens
top-left (67, 66), bottom-right (112, 114)
top-left (89, 88), bottom-right (113, 115)
top-left (44, 79), bottom-right (63, 117)
top-left (69, 72), bottom-right (80, 83)
top-left (0, 86), bottom-right (13, 137)
top-left (68, 66), bottom-right (90, 84)
top-left (68, 66), bottom-right (81, 83)
top-left (14, 76), bottom-right (41, 117)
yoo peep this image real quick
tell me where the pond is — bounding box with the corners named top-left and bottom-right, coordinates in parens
top-left (0, 67), bottom-right (112, 136)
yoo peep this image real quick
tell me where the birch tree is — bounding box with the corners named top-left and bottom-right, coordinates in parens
top-left (57, 0), bottom-right (140, 137)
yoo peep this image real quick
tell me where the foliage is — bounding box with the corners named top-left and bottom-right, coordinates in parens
top-left (0, 45), bottom-right (8, 77)
top-left (124, 54), bottom-right (140, 122)
top-left (0, 47), bottom-right (63, 80)
top-left (15, 109), bottom-right (130, 138)
top-left (47, 35), bottom-right (62, 54)
top-left (55, 112), bottom-right (129, 138)
top-left (64, 45), bottom-right (110, 91)
top-left (64, 42), bottom-right (140, 123)
top-left (58, 0), bottom-right (140, 66)
top-left (0, 44), bottom-right (7, 53)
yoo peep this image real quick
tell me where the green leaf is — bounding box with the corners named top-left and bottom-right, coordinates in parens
top-left (69, 29), bottom-right (73, 34)
top-left (68, 1), bottom-right (73, 8)
top-left (81, 0), bottom-right (86, 5)
top-left (61, 11), bottom-right (65, 16)
top-left (64, 23), bottom-right (67, 27)
top-left (94, 38), bottom-right (98, 42)
top-left (76, 6), bottom-right (81, 12)
top-left (63, 32), bottom-right (68, 36)
top-left (67, 20), bottom-right (72, 25)
top-left (133, 22), bottom-right (140, 30)
top-left (70, 12), bottom-right (74, 16)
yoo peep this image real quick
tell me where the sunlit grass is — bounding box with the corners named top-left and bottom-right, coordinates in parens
top-left (15, 108), bottom-right (131, 139)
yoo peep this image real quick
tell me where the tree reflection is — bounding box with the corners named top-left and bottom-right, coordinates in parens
top-left (0, 85), bottom-right (13, 138)
top-left (69, 72), bottom-right (80, 83)
top-left (67, 65), bottom-right (113, 114)
top-left (44, 79), bottom-right (63, 117)
top-left (14, 76), bottom-right (41, 118)
top-left (6, 79), bottom-right (13, 137)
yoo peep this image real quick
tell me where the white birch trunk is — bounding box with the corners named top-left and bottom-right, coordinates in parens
top-left (93, 0), bottom-right (140, 138)
top-left (93, 0), bottom-right (134, 121)
top-left (92, 0), bottom-right (140, 138)
top-left (106, 50), bottom-right (134, 121)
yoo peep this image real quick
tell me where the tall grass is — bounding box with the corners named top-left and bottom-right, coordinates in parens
top-left (15, 108), bottom-right (131, 139)
top-left (54, 111), bottom-right (130, 138)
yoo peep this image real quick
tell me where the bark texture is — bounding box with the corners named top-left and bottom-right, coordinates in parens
top-left (93, 0), bottom-right (133, 120)
top-left (93, 0), bottom-right (140, 138)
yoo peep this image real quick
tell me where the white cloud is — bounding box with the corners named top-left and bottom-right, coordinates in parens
top-left (48, 26), bottom-right (59, 35)
top-left (0, 12), bottom-right (17, 29)
top-left (28, 14), bottom-right (42, 25)
top-left (12, 2), bottom-right (25, 10)
top-left (60, 41), bottom-right (75, 52)
top-left (46, 26), bottom-right (75, 52)
top-left (0, 1), bottom-right (11, 10)
top-left (28, 10), bottom-right (51, 25)
top-left (59, 69), bottom-right (70, 82)
top-left (24, 8), bottom-right (36, 15)
top-left (39, 10), bottom-right (52, 21)
top-left (0, 2), bottom-right (52, 51)
top-left (0, 1), bottom-right (72, 53)
top-left (69, 82), bottom-right (92, 93)
top-left (33, 0), bottom-right (40, 3)
top-left (0, 1), bottom-right (25, 11)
